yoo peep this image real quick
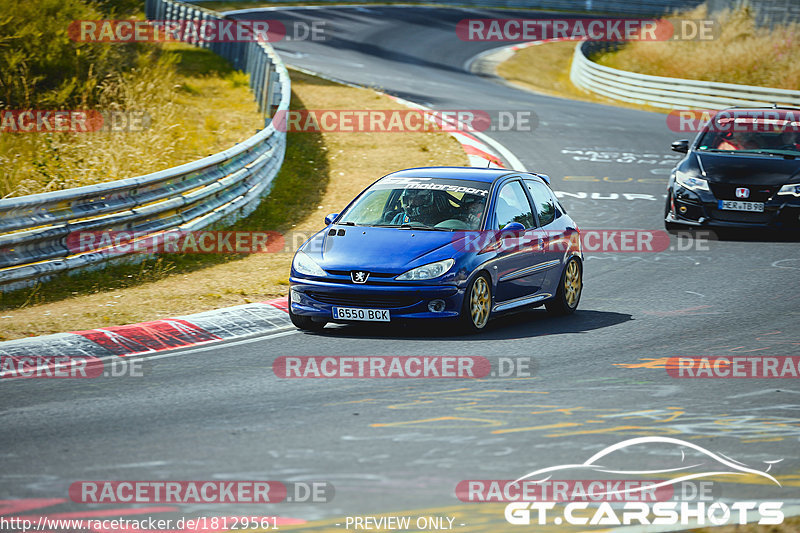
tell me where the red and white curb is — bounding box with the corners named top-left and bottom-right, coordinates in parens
top-left (0, 298), bottom-right (290, 358)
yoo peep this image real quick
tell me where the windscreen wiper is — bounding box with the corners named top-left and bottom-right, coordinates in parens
top-left (376, 224), bottom-right (455, 231)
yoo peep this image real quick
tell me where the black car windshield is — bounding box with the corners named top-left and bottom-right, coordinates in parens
top-left (697, 114), bottom-right (800, 156)
top-left (337, 176), bottom-right (490, 230)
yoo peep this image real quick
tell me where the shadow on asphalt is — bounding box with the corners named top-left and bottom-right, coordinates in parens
top-left (297, 309), bottom-right (633, 341)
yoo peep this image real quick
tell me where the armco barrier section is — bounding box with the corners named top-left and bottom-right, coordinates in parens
top-left (570, 40), bottom-right (800, 109)
top-left (0, 0), bottom-right (290, 292)
top-left (196, 0), bottom-right (703, 16)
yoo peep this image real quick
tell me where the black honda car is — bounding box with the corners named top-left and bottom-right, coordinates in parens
top-left (665, 107), bottom-right (800, 231)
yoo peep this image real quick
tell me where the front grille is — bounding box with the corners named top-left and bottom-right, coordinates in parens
top-left (307, 291), bottom-right (421, 308)
top-left (709, 209), bottom-right (772, 224)
top-left (709, 183), bottom-right (776, 202)
top-left (325, 270), bottom-right (396, 278)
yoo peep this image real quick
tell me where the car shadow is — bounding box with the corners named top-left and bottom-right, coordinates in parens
top-left (298, 309), bottom-right (633, 341)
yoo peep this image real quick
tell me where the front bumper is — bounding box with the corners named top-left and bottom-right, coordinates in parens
top-left (668, 185), bottom-right (800, 229)
top-left (289, 277), bottom-right (465, 322)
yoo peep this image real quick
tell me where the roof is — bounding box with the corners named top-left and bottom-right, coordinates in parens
top-left (383, 166), bottom-right (519, 184)
top-left (717, 107), bottom-right (800, 119)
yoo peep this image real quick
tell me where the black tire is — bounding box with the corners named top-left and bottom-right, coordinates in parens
top-left (545, 257), bottom-right (582, 316)
top-left (459, 273), bottom-right (492, 334)
top-left (288, 292), bottom-right (326, 331)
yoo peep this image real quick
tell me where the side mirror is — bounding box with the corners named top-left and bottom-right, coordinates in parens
top-left (671, 139), bottom-right (689, 153)
top-left (501, 222), bottom-right (525, 232)
top-left (324, 213), bottom-right (339, 225)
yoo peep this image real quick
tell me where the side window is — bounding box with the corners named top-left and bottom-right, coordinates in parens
top-left (526, 180), bottom-right (558, 226)
top-left (494, 181), bottom-right (535, 229)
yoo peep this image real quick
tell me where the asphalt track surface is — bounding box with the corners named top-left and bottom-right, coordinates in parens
top-left (3, 6), bottom-right (800, 531)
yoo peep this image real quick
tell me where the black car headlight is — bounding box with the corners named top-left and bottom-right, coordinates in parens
top-left (778, 184), bottom-right (800, 197)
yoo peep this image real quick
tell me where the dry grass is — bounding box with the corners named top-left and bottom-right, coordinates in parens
top-left (495, 40), bottom-right (662, 112)
top-left (595, 5), bottom-right (800, 89)
top-left (0, 69), bottom-right (467, 339)
top-left (0, 43), bottom-right (261, 198)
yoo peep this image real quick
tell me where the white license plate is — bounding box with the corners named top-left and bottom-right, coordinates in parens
top-left (718, 200), bottom-right (764, 212)
top-left (332, 307), bottom-right (390, 322)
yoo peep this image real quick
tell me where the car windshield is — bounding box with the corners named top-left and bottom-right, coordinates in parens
top-left (337, 176), bottom-right (490, 230)
top-left (697, 115), bottom-right (800, 156)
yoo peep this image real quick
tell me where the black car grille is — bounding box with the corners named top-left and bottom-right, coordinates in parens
top-left (307, 291), bottom-right (421, 308)
top-left (709, 209), bottom-right (772, 224)
top-left (709, 183), bottom-right (776, 202)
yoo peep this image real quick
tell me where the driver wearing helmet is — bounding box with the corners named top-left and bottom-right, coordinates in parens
top-left (460, 194), bottom-right (486, 229)
top-left (391, 188), bottom-right (437, 225)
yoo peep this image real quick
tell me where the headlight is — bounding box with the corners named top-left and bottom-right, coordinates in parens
top-left (396, 258), bottom-right (455, 281)
top-left (292, 251), bottom-right (326, 277)
top-left (778, 183), bottom-right (800, 197)
top-left (675, 173), bottom-right (710, 191)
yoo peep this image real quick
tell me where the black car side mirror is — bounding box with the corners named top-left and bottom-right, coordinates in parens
top-left (671, 139), bottom-right (689, 153)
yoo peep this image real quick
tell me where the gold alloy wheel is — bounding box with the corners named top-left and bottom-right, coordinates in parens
top-left (469, 276), bottom-right (491, 328)
top-left (564, 259), bottom-right (582, 308)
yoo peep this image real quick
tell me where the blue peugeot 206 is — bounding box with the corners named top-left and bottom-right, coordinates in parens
top-left (289, 167), bottom-right (583, 333)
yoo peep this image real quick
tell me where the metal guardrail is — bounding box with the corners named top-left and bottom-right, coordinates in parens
top-left (197, 0), bottom-right (704, 16)
top-left (570, 40), bottom-right (800, 109)
top-left (0, 0), bottom-right (290, 292)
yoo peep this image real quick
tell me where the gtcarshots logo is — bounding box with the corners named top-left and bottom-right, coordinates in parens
top-left (70, 481), bottom-right (333, 504)
top-left (502, 437), bottom-right (784, 527)
top-left (272, 356), bottom-right (536, 378)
